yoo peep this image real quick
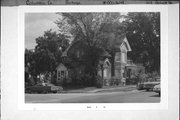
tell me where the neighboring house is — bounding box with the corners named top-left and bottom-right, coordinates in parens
top-left (56, 63), bottom-right (69, 85)
top-left (56, 35), bottom-right (143, 86)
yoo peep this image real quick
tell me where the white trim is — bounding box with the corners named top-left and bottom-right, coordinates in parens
top-left (120, 37), bottom-right (132, 52)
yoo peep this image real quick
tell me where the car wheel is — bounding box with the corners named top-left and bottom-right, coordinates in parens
top-left (146, 89), bottom-right (149, 91)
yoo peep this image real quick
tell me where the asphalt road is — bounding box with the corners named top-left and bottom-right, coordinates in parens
top-left (25, 90), bottom-right (160, 103)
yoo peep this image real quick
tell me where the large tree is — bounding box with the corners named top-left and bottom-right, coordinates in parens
top-left (25, 29), bottom-right (70, 83)
top-left (55, 13), bottom-right (125, 85)
top-left (125, 12), bottom-right (160, 73)
top-left (35, 29), bottom-right (70, 73)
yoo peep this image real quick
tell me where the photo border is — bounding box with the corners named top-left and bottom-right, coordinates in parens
top-left (18, 5), bottom-right (168, 110)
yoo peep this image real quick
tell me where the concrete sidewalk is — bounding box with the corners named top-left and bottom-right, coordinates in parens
top-left (62, 85), bottom-right (137, 93)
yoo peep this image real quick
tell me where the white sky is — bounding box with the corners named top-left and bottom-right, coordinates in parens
top-left (25, 13), bottom-right (59, 49)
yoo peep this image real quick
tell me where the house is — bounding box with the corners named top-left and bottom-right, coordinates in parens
top-left (56, 63), bottom-right (69, 85)
top-left (56, 34), bottom-right (142, 86)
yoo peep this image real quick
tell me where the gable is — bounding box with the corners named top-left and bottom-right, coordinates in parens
top-left (113, 34), bottom-right (132, 52)
top-left (104, 58), bottom-right (111, 66)
top-left (120, 37), bottom-right (132, 52)
top-left (56, 63), bottom-right (67, 71)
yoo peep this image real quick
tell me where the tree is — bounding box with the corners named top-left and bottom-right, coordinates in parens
top-left (25, 49), bottom-right (33, 83)
top-left (125, 12), bottom-right (160, 73)
top-left (25, 30), bottom-right (70, 83)
top-left (55, 13), bottom-right (125, 85)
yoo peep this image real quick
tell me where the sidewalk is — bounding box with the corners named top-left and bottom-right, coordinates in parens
top-left (62, 85), bottom-right (137, 93)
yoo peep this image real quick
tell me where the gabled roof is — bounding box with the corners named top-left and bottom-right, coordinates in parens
top-left (56, 63), bottom-right (67, 70)
top-left (120, 37), bottom-right (132, 52)
top-left (114, 34), bottom-right (132, 52)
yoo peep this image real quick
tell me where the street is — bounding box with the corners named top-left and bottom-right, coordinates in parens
top-left (25, 90), bottom-right (160, 103)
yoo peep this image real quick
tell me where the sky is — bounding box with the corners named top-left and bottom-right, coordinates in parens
top-left (25, 13), bottom-right (59, 49)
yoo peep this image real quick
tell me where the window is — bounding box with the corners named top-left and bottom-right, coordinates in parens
top-left (58, 71), bottom-right (61, 77)
top-left (121, 52), bottom-right (126, 63)
top-left (57, 71), bottom-right (61, 81)
top-left (57, 70), bottom-right (66, 80)
top-left (61, 71), bottom-right (65, 78)
top-left (115, 53), bottom-right (121, 62)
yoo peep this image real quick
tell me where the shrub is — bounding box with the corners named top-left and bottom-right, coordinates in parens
top-left (109, 76), bottom-right (121, 86)
top-left (126, 78), bottom-right (138, 85)
top-left (146, 71), bottom-right (160, 81)
top-left (95, 75), bottom-right (103, 88)
top-left (62, 77), bottom-right (72, 87)
top-left (137, 72), bottom-right (148, 83)
top-left (81, 74), bottom-right (93, 86)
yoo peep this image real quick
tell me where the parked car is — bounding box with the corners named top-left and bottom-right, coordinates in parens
top-left (153, 84), bottom-right (161, 96)
top-left (26, 83), bottom-right (63, 94)
top-left (143, 78), bottom-right (160, 91)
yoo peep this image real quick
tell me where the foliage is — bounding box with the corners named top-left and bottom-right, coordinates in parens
top-left (95, 75), bottom-right (103, 88)
top-left (109, 76), bottom-right (121, 86)
top-left (126, 78), bottom-right (139, 85)
top-left (125, 12), bottom-right (160, 72)
top-left (55, 13), bottom-right (126, 85)
top-left (55, 13), bottom-right (122, 47)
top-left (25, 30), bottom-right (70, 84)
top-left (25, 49), bottom-right (37, 83)
top-left (62, 77), bottom-right (72, 87)
top-left (146, 71), bottom-right (160, 81)
top-left (127, 71), bottom-right (159, 85)
top-left (137, 72), bottom-right (148, 83)
top-left (81, 74), bottom-right (93, 86)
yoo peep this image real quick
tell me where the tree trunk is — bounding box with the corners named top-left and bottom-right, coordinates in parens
top-left (110, 52), bottom-right (115, 77)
